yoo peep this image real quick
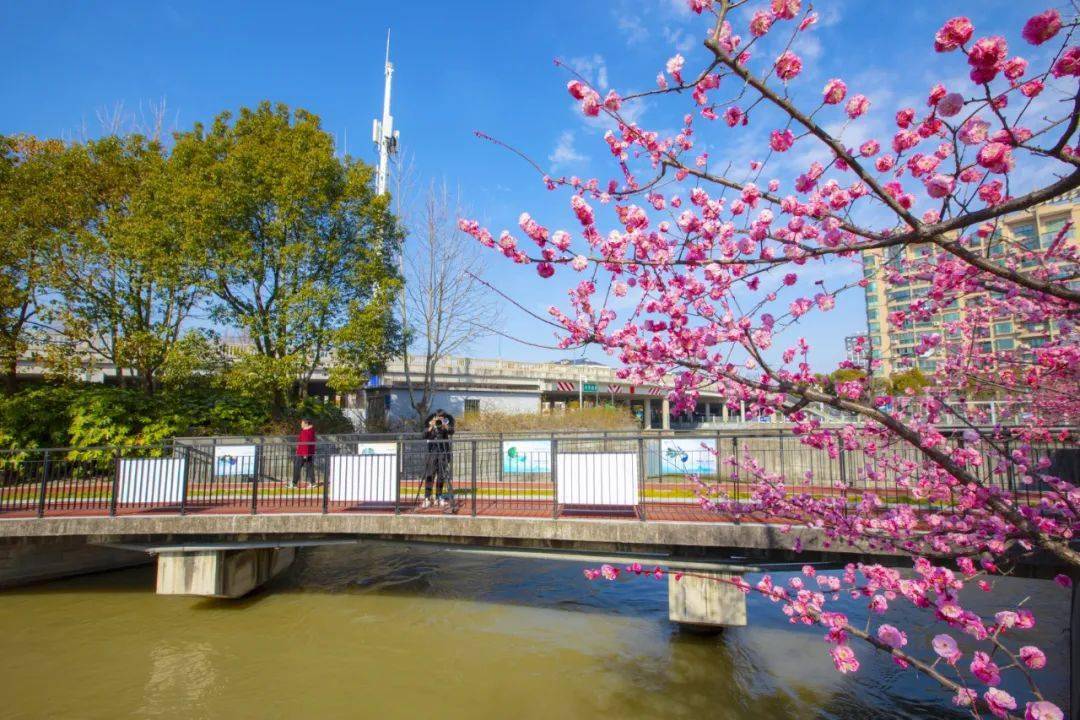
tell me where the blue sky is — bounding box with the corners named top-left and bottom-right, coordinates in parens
top-left (0, 0), bottom-right (1054, 370)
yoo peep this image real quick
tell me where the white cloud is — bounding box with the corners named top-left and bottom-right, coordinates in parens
top-left (566, 54), bottom-right (609, 91)
top-left (662, 0), bottom-right (692, 19)
top-left (815, 2), bottom-right (844, 28)
top-left (791, 33), bottom-right (822, 63)
top-left (550, 130), bottom-right (588, 169)
top-left (663, 25), bottom-right (698, 53)
top-left (616, 14), bottom-right (649, 45)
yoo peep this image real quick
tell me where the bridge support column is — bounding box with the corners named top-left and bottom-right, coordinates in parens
top-left (156, 547), bottom-right (295, 598)
top-left (668, 571), bottom-right (747, 630)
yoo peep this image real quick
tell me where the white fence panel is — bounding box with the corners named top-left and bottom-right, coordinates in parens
top-left (118, 458), bottom-right (186, 504)
top-left (329, 449), bottom-right (397, 502)
top-left (556, 452), bottom-right (638, 505)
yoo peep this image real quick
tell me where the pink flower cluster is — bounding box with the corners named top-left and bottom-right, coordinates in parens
top-left (468, 6), bottom-right (1079, 717)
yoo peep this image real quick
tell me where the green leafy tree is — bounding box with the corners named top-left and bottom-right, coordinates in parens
top-left (0, 135), bottom-right (69, 392)
top-left (48, 135), bottom-right (205, 393)
top-left (169, 102), bottom-right (402, 408)
top-left (887, 368), bottom-right (933, 396)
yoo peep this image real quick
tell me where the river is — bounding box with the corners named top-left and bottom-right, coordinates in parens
top-left (0, 543), bottom-right (1070, 719)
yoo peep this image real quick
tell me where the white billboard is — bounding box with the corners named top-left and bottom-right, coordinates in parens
top-left (556, 452), bottom-right (638, 506)
top-left (117, 457), bottom-right (186, 504)
top-left (329, 450), bottom-right (397, 502)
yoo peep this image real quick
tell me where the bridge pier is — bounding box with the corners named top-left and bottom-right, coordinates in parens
top-left (668, 570), bottom-right (747, 630)
top-left (156, 546), bottom-right (296, 598)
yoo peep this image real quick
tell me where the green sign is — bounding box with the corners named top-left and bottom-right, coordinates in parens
top-left (582, 382), bottom-right (597, 393)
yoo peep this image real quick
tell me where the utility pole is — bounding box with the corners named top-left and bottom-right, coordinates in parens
top-left (372, 29), bottom-right (398, 196)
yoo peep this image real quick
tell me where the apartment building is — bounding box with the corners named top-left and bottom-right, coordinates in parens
top-left (862, 193), bottom-right (1079, 377)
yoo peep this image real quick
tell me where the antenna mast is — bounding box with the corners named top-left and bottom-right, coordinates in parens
top-left (372, 29), bottom-right (398, 196)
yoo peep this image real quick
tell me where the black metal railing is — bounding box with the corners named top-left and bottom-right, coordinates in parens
top-left (0, 430), bottom-right (1074, 521)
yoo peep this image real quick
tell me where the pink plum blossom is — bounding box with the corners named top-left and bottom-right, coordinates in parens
top-left (1025, 701), bottom-right (1064, 720)
top-left (977, 142), bottom-right (1014, 173)
top-left (970, 651), bottom-right (1001, 685)
top-left (845, 94), bottom-right (870, 119)
top-left (1019, 645), bottom-right (1046, 669)
top-left (984, 688), bottom-right (1017, 718)
top-left (771, 0), bottom-right (800, 20)
top-left (937, 92), bottom-right (964, 117)
top-left (829, 644), bottom-right (859, 673)
top-left (876, 624), bottom-right (907, 648)
top-left (959, 116), bottom-right (990, 144)
top-left (774, 51), bottom-right (803, 81)
top-left (934, 17), bottom-right (973, 52)
top-left (925, 174), bottom-right (955, 199)
top-left (952, 688), bottom-right (977, 707)
top-left (822, 78), bottom-right (847, 104)
top-left (1052, 46), bottom-right (1080, 77)
top-left (666, 54), bottom-right (685, 83)
top-left (770, 129), bottom-right (796, 152)
top-left (932, 634), bottom-right (961, 664)
top-left (750, 10), bottom-right (774, 37)
top-left (1022, 10), bottom-right (1062, 45)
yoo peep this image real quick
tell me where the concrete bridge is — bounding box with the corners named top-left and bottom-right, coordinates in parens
top-left (0, 429), bottom-right (1071, 631)
top-left (0, 509), bottom-right (890, 629)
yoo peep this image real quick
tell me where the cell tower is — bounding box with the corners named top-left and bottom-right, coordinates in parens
top-left (372, 29), bottom-right (398, 196)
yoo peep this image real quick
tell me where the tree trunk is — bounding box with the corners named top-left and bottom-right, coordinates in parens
top-left (4, 353), bottom-right (17, 395)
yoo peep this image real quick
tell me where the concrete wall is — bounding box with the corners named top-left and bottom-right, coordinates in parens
top-left (157, 547), bottom-right (296, 598)
top-left (387, 388), bottom-right (540, 421)
top-left (0, 536), bottom-right (149, 588)
top-left (0, 514), bottom-right (893, 565)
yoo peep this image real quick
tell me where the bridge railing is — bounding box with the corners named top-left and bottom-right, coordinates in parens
top-left (0, 431), bottom-right (1075, 521)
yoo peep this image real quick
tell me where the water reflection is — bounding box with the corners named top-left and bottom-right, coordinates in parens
top-left (138, 642), bottom-right (219, 718)
top-left (0, 542), bottom-right (1068, 720)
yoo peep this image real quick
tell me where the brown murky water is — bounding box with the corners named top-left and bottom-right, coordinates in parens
top-left (0, 544), bottom-right (1069, 719)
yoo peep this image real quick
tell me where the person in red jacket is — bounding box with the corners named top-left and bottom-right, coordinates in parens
top-left (291, 418), bottom-right (317, 488)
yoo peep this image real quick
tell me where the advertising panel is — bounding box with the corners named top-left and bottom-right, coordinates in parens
top-left (502, 440), bottom-right (552, 474)
top-left (213, 445), bottom-right (257, 478)
top-left (660, 438), bottom-right (717, 475)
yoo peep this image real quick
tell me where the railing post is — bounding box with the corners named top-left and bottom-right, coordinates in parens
top-left (715, 430), bottom-right (723, 491)
top-left (251, 463), bottom-right (259, 515)
top-left (322, 454), bottom-right (330, 514)
top-left (470, 439), bottom-right (478, 517)
top-left (551, 437), bottom-right (559, 519)
top-left (395, 434), bottom-right (403, 515)
top-left (778, 432), bottom-right (785, 478)
top-left (838, 438), bottom-right (848, 514)
top-left (1004, 438), bottom-right (1016, 499)
top-left (637, 436), bottom-right (647, 521)
top-left (256, 439), bottom-right (263, 493)
top-left (179, 446), bottom-right (189, 516)
top-left (731, 436), bottom-right (740, 511)
top-left (37, 450), bottom-right (49, 518)
top-left (109, 448), bottom-right (120, 516)
top-left (497, 433), bottom-right (504, 484)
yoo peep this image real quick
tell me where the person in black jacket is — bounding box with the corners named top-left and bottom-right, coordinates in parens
top-left (421, 409), bottom-right (455, 508)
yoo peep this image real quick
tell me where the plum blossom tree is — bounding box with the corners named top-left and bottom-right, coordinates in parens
top-left (462, 2), bottom-right (1080, 718)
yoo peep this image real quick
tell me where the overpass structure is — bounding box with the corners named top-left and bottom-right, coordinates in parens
top-left (13, 340), bottom-right (852, 430)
